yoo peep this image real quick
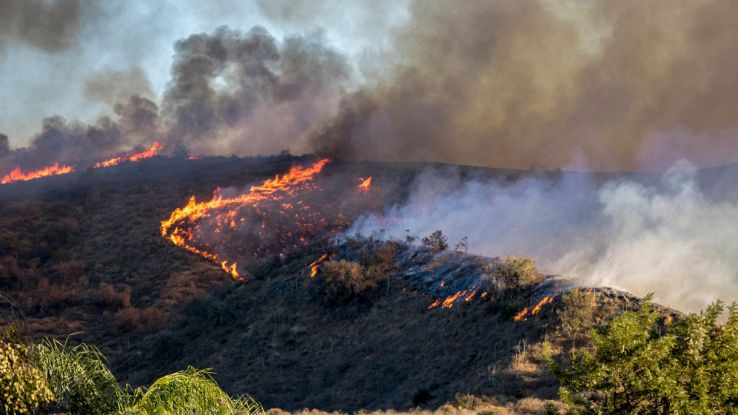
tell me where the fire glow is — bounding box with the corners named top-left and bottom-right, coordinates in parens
top-left (94, 141), bottom-right (163, 168)
top-left (1, 163), bottom-right (75, 184)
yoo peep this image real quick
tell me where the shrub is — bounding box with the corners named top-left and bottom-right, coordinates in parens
top-left (422, 230), bottom-right (448, 253)
top-left (322, 260), bottom-right (384, 303)
top-left (487, 256), bottom-right (543, 289)
top-left (547, 298), bottom-right (738, 414)
top-left (99, 282), bottom-right (132, 310)
top-left (0, 337), bottom-right (54, 414)
top-left (557, 288), bottom-right (595, 337)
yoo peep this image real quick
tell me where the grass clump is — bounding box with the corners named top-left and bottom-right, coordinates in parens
top-left (124, 367), bottom-right (263, 415)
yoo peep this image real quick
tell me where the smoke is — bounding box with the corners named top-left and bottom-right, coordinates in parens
top-left (0, 95), bottom-right (159, 172)
top-left (0, 134), bottom-right (8, 158)
top-left (349, 161), bottom-right (738, 312)
top-left (1, 25), bottom-right (350, 172)
top-left (0, 0), bottom-right (84, 53)
top-left (162, 25), bottom-right (350, 156)
top-left (307, 0), bottom-right (738, 171)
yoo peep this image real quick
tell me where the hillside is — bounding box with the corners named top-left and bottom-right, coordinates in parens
top-left (0, 156), bottom-right (669, 413)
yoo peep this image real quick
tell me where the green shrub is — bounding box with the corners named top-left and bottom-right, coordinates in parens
top-left (0, 338), bottom-right (53, 414)
top-left (487, 256), bottom-right (543, 289)
top-left (547, 297), bottom-right (738, 414)
top-left (34, 338), bottom-right (124, 415)
top-left (557, 288), bottom-right (596, 337)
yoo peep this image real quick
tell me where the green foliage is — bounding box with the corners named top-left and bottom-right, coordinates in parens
top-left (557, 289), bottom-right (596, 337)
top-left (34, 337), bottom-right (126, 414)
top-left (422, 230), bottom-right (448, 253)
top-left (0, 336), bottom-right (54, 415)
top-left (486, 256), bottom-right (543, 290)
top-left (122, 367), bottom-right (263, 415)
top-left (548, 297), bottom-right (738, 414)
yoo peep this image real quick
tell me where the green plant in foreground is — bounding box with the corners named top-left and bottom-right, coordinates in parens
top-left (0, 337), bottom-right (54, 415)
top-left (34, 337), bottom-right (125, 414)
top-left (123, 367), bottom-right (263, 415)
top-left (547, 296), bottom-right (738, 414)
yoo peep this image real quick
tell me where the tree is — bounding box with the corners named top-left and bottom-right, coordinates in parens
top-left (547, 297), bottom-right (738, 414)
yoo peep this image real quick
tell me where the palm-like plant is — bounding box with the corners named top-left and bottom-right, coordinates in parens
top-left (34, 338), bottom-right (125, 414)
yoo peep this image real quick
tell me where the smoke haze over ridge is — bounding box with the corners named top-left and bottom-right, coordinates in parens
top-left (1, 0), bottom-right (737, 171)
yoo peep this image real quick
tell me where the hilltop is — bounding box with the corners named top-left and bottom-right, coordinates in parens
top-left (0, 156), bottom-right (678, 413)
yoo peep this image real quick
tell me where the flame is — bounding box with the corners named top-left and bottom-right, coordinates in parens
top-left (94, 141), bottom-right (163, 168)
top-left (309, 253), bottom-right (330, 277)
top-left (160, 159), bottom-right (331, 280)
top-left (513, 296), bottom-right (554, 321)
top-left (1, 163), bottom-right (74, 184)
top-left (357, 177), bottom-right (372, 192)
top-left (428, 288), bottom-right (487, 309)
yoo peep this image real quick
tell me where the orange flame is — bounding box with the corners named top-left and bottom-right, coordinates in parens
top-left (309, 253), bottom-right (330, 277)
top-left (1, 163), bottom-right (74, 184)
top-left (160, 159), bottom-right (331, 280)
top-left (513, 296), bottom-right (554, 321)
top-left (357, 177), bottom-right (372, 192)
top-left (94, 141), bottom-right (163, 168)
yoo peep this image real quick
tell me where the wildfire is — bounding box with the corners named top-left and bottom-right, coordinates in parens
top-left (1, 163), bottom-right (74, 184)
top-left (513, 296), bottom-right (554, 321)
top-left (309, 253), bottom-right (330, 277)
top-left (94, 141), bottom-right (163, 168)
top-left (428, 288), bottom-right (488, 309)
top-left (357, 177), bottom-right (372, 192)
top-left (160, 159), bottom-right (332, 280)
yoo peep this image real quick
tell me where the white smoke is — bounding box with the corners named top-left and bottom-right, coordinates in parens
top-left (349, 161), bottom-right (738, 312)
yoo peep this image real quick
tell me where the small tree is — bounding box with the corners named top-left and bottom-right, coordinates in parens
top-left (422, 230), bottom-right (448, 253)
top-left (547, 297), bottom-right (738, 414)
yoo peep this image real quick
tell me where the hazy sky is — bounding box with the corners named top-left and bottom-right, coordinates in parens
top-left (0, 0), bottom-right (409, 147)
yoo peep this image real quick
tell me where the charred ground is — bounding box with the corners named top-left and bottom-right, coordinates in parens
top-left (0, 156), bottom-right (668, 413)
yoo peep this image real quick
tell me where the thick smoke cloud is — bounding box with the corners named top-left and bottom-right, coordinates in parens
top-left (308, 0), bottom-right (738, 171)
top-left (162, 26), bottom-right (350, 156)
top-left (1, 25), bottom-right (349, 172)
top-left (349, 162), bottom-right (738, 312)
top-left (0, 0), bottom-right (84, 53)
top-left (0, 134), bottom-right (9, 158)
top-left (0, 95), bottom-right (159, 172)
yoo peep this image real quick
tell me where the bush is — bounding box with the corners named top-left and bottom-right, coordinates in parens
top-left (0, 336), bottom-right (54, 415)
top-left (487, 256), bottom-right (543, 289)
top-left (322, 260), bottom-right (384, 303)
top-left (557, 288), bottom-right (596, 337)
top-left (422, 230), bottom-right (448, 253)
top-left (547, 298), bottom-right (738, 414)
